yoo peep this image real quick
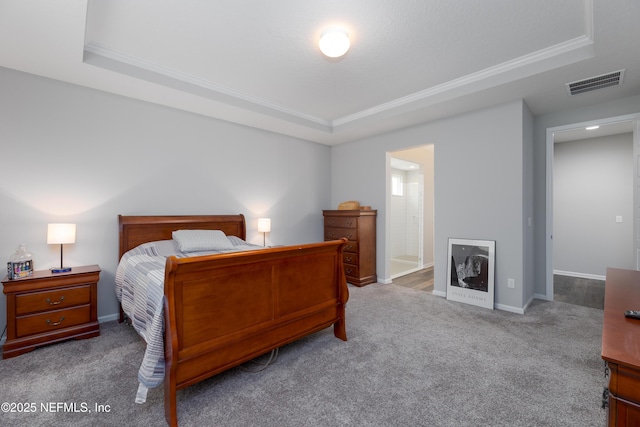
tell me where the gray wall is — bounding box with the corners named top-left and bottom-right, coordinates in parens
top-left (0, 67), bottom-right (332, 324)
top-left (553, 133), bottom-right (634, 277)
top-left (332, 100), bottom-right (530, 312)
top-left (533, 93), bottom-right (640, 296)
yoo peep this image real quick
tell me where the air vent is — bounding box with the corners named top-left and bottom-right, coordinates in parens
top-left (566, 70), bottom-right (625, 96)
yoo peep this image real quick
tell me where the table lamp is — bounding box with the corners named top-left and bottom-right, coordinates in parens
top-left (47, 223), bottom-right (76, 273)
top-left (258, 218), bottom-right (271, 246)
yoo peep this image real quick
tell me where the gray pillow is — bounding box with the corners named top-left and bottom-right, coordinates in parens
top-left (172, 229), bottom-right (234, 252)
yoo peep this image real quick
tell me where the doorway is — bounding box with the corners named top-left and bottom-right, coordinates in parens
top-left (545, 115), bottom-right (639, 300)
top-left (388, 146), bottom-right (434, 280)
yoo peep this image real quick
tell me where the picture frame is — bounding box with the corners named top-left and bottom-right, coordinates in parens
top-left (446, 238), bottom-right (495, 309)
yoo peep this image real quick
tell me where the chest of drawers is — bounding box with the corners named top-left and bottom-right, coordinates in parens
top-left (2, 265), bottom-right (100, 359)
top-left (602, 268), bottom-right (640, 426)
top-left (323, 210), bottom-right (377, 286)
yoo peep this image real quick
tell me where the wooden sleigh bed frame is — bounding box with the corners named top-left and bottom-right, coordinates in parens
top-left (117, 214), bottom-right (349, 426)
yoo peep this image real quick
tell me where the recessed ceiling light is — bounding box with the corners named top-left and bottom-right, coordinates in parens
top-left (319, 28), bottom-right (350, 58)
top-left (586, 125), bottom-right (600, 130)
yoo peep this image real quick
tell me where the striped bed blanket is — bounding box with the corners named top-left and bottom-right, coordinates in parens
top-left (114, 237), bottom-right (263, 404)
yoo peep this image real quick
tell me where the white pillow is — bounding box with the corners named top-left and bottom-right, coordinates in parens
top-left (172, 229), bottom-right (234, 252)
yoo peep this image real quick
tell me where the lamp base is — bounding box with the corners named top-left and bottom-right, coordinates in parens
top-left (50, 266), bottom-right (72, 273)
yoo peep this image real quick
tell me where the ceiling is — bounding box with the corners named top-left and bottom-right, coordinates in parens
top-left (390, 157), bottom-right (420, 171)
top-left (553, 120), bottom-right (634, 143)
top-left (1, 0), bottom-right (639, 146)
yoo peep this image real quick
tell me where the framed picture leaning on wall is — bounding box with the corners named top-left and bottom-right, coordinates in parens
top-left (446, 238), bottom-right (495, 309)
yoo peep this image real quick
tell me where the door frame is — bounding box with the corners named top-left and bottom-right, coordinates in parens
top-left (545, 113), bottom-right (640, 300)
top-left (385, 148), bottom-right (434, 283)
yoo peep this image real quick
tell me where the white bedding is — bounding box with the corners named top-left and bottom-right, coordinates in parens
top-left (114, 237), bottom-right (263, 403)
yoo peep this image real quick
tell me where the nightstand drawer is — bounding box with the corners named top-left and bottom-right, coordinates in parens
top-left (16, 305), bottom-right (91, 338)
top-left (324, 227), bottom-right (358, 241)
top-left (324, 217), bottom-right (358, 228)
top-left (15, 285), bottom-right (91, 315)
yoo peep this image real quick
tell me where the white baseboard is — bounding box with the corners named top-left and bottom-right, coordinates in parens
top-left (494, 303), bottom-right (525, 314)
top-left (391, 258), bottom-right (419, 266)
top-left (434, 290), bottom-right (530, 314)
top-left (522, 294), bottom-right (536, 312)
top-left (434, 295), bottom-right (525, 314)
top-left (553, 270), bottom-right (605, 281)
top-left (534, 292), bottom-right (552, 301)
top-left (99, 313), bottom-right (120, 324)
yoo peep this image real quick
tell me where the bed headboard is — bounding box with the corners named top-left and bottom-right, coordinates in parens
top-left (118, 214), bottom-right (246, 259)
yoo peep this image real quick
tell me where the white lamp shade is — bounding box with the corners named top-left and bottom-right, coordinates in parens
top-left (257, 218), bottom-right (271, 233)
top-left (319, 28), bottom-right (350, 58)
top-left (47, 223), bottom-right (76, 245)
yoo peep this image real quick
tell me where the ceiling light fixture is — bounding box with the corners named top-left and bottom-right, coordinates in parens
top-left (319, 27), bottom-right (350, 58)
top-left (586, 125), bottom-right (600, 130)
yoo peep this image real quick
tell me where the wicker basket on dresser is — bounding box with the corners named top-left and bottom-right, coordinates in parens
top-left (323, 210), bottom-right (377, 286)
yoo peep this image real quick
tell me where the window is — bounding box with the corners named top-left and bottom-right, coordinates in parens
top-left (392, 174), bottom-right (404, 196)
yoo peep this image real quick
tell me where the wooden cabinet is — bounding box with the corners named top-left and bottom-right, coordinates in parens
top-left (323, 210), bottom-right (376, 286)
top-left (2, 265), bottom-right (100, 359)
top-left (602, 268), bottom-right (640, 426)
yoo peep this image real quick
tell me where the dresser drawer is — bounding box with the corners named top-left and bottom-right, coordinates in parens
top-left (344, 264), bottom-right (359, 279)
top-left (342, 240), bottom-right (358, 253)
top-left (325, 227), bottom-right (358, 241)
top-left (324, 217), bottom-right (358, 228)
top-left (16, 305), bottom-right (91, 338)
top-left (15, 285), bottom-right (91, 315)
top-left (343, 252), bottom-right (358, 265)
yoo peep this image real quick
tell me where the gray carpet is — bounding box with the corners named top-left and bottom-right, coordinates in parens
top-left (0, 283), bottom-right (606, 426)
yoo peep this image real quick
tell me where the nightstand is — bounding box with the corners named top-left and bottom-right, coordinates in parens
top-left (2, 265), bottom-right (100, 359)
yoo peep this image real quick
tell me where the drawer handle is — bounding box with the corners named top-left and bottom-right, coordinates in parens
top-left (345, 245), bottom-right (353, 250)
top-left (345, 257), bottom-right (353, 262)
top-left (345, 233), bottom-right (353, 239)
top-left (46, 296), bottom-right (65, 306)
top-left (345, 268), bottom-right (353, 274)
top-left (328, 231), bottom-right (335, 237)
top-left (46, 317), bottom-right (65, 327)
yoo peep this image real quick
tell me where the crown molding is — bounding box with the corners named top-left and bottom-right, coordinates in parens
top-left (333, 34), bottom-right (595, 128)
top-left (83, 42), bottom-right (333, 133)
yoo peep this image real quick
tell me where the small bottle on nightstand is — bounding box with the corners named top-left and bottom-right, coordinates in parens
top-left (7, 244), bottom-right (34, 279)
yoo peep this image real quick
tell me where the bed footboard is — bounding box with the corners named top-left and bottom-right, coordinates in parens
top-left (162, 238), bottom-right (348, 426)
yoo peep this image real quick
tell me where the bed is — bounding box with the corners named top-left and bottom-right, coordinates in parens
top-left (115, 214), bottom-right (349, 426)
